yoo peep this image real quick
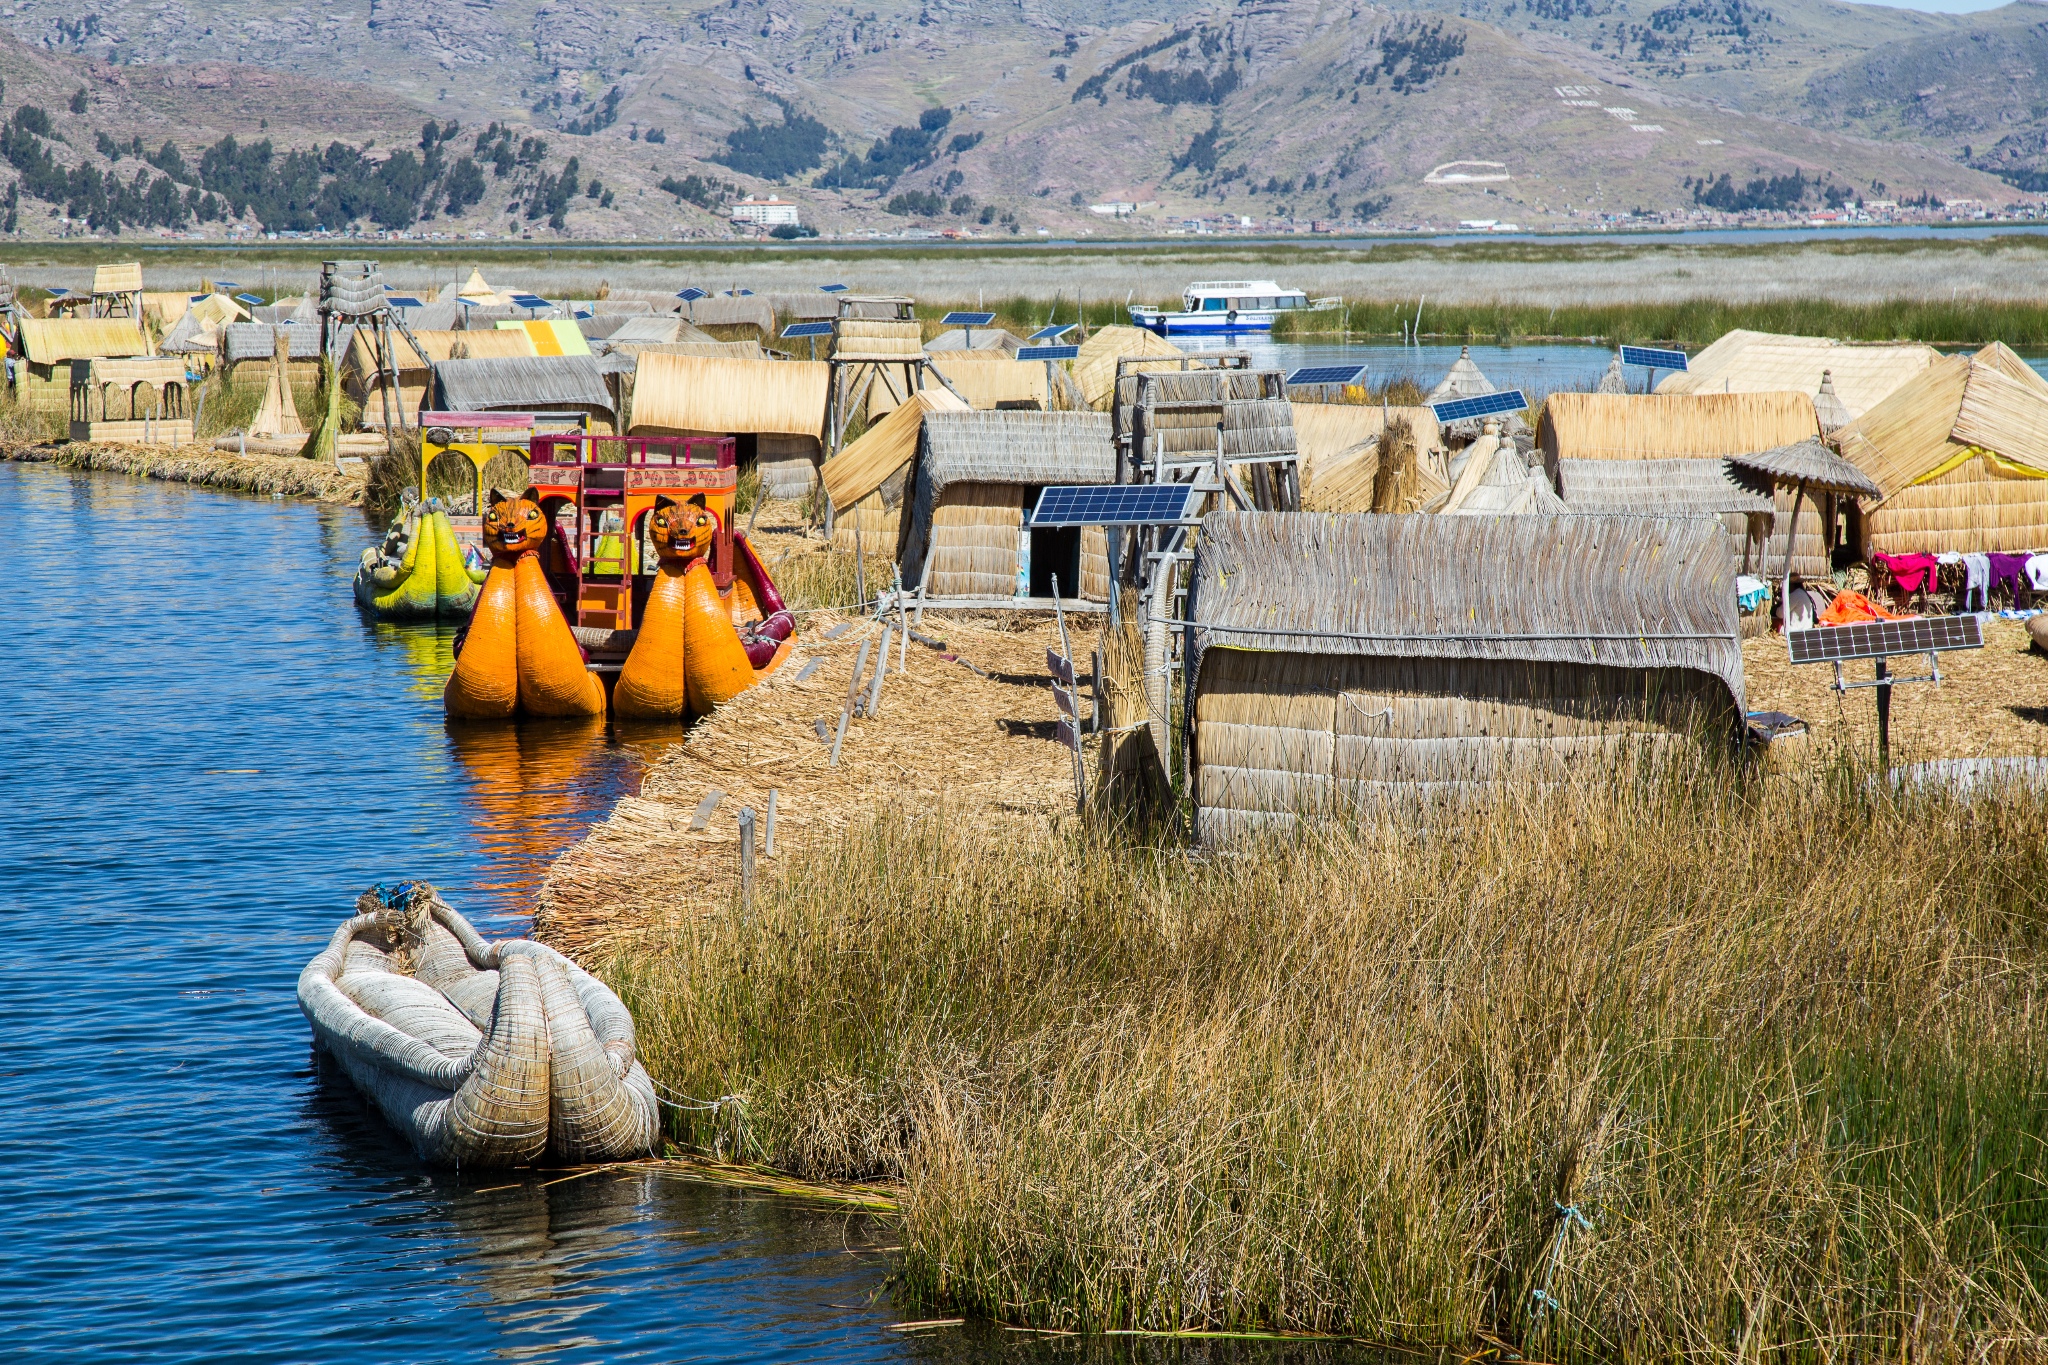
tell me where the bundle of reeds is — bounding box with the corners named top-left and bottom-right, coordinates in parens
top-left (925, 481), bottom-right (1025, 597)
top-left (832, 319), bottom-right (924, 363)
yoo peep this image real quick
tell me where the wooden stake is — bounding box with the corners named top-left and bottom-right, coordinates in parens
top-left (737, 806), bottom-right (756, 908)
top-left (765, 789), bottom-right (777, 857)
top-left (865, 626), bottom-right (892, 716)
top-left (831, 639), bottom-right (869, 767)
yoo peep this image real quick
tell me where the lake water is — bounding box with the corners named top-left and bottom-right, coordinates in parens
top-left (0, 464), bottom-right (929, 1363)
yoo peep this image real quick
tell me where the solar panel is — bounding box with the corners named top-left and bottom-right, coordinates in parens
top-left (1620, 345), bottom-right (1688, 372)
top-left (819, 283), bottom-right (849, 293)
top-left (1430, 389), bottom-right (1528, 423)
top-left (384, 295), bottom-right (425, 308)
top-left (213, 281), bottom-right (239, 289)
top-left (1787, 615), bottom-right (1982, 665)
top-left (511, 294), bottom-right (551, 309)
top-left (1030, 484), bottom-right (1196, 527)
top-left (1029, 324), bottom-right (1076, 341)
top-left (781, 320), bottom-right (835, 339)
top-left (941, 310), bottom-right (995, 326)
top-left (676, 287), bottom-right (708, 302)
top-left (1286, 364), bottom-right (1368, 388)
top-left (235, 293), bottom-right (264, 305)
top-left (1017, 344), bottom-right (1080, 361)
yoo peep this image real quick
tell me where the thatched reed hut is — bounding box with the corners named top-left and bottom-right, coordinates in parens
top-left (915, 350), bottom-right (1048, 412)
top-left (1113, 368), bottom-right (1299, 508)
top-left (628, 352), bottom-right (830, 496)
top-left (1556, 457), bottom-right (1776, 571)
top-left (156, 310), bottom-right (220, 372)
top-left (432, 356), bottom-right (617, 432)
top-left (902, 410), bottom-right (1116, 604)
top-left (91, 262), bottom-right (143, 319)
top-left (820, 389), bottom-right (970, 559)
top-left (1427, 345), bottom-right (1495, 402)
top-left (1291, 402), bottom-right (1443, 484)
top-left (926, 326), bottom-right (1020, 355)
top-left (1537, 391), bottom-right (1820, 469)
top-left (14, 318), bottom-right (151, 412)
top-left (1439, 423), bottom-right (1568, 515)
top-left (1656, 330), bottom-right (1939, 422)
top-left (223, 323), bottom-right (325, 387)
top-left (1834, 342), bottom-right (2048, 555)
top-left (69, 357), bottom-right (193, 443)
top-left (682, 295), bottom-right (776, 341)
top-left (1075, 325), bottom-right (1183, 410)
top-left (344, 328), bottom-right (538, 428)
top-left (1187, 512), bottom-right (1742, 840)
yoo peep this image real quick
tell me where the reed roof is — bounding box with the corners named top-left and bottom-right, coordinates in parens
top-left (1836, 346), bottom-right (2048, 501)
top-left (926, 326), bottom-right (1020, 354)
top-left (603, 316), bottom-right (710, 346)
top-left (1441, 442), bottom-right (1569, 516)
top-left (157, 310), bottom-right (215, 355)
top-left (92, 262), bottom-right (143, 295)
top-left (1539, 391), bottom-right (1819, 462)
top-left (821, 387), bottom-right (969, 511)
top-left (921, 410), bottom-right (1115, 492)
top-left (18, 317), bottom-right (149, 364)
top-left (1189, 511), bottom-right (1742, 709)
top-left (1727, 438), bottom-right (1880, 498)
top-left (612, 339), bottom-right (767, 362)
top-left (628, 352), bottom-right (829, 437)
top-left (345, 326), bottom-right (538, 378)
top-left (432, 355), bottom-right (614, 416)
top-left (224, 323), bottom-right (325, 364)
top-left (1426, 345), bottom-right (1495, 402)
top-left (1657, 330), bottom-right (1938, 419)
top-left (682, 296), bottom-right (776, 335)
top-left (833, 317), bottom-right (924, 362)
top-left (1074, 325), bottom-right (1183, 409)
top-left (927, 350), bottom-right (1049, 410)
top-left (1291, 402), bottom-right (1443, 476)
top-left (74, 356), bottom-right (189, 386)
top-left (1556, 457), bottom-right (1775, 517)
top-left (1953, 362), bottom-right (2048, 469)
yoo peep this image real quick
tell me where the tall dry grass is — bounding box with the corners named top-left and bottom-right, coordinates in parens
top-left (611, 759), bottom-right (2048, 1357)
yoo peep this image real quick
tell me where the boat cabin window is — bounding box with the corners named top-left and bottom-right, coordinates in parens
top-left (1202, 297), bottom-right (1226, 311)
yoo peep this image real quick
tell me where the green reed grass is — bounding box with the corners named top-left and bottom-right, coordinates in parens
top-left (610, 758), bottom-right (2048, 1358)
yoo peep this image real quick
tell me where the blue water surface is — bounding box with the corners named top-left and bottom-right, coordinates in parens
top-left (0, 463), bottom-right (926, 1364)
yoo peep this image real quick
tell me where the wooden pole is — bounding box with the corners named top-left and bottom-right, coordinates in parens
top-left (765, 788), bottom-right (777, 858)
top-left (831, 638), bottom-right (869, 767)
top-left (865, 626), bottom-right (892, 717)
top-left (737, 806), bottom-right (756, 909)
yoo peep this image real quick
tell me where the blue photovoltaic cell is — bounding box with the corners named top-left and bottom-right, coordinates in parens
top-left (676, 288), bottom-right (708, 301)
top-left (511, 294), bottom-right (551, 309)
top-left (941, 311), bottom-right (996, 326)
top-left (1029, 324), bottom-right (1076, 341)
top-left (782, 321), bottom-right (836, 338)
top-left (819, 283), bottom-right (849, 293)
top-left (1620, 345), bottom-right (1688, 371)
top-left (1017, 344), bottom-right (1081, 361)
top-left (1286, 364), bottom-right (1367, 388)
top-left (1429, 389), bottom-right (1529, 423)
top-left (213, 282), bottom-right (239, 290)
top-left (236, 293), bottom-right (265, 305)
top-left (1030, 484), bottom-right (1195, 527)
top-left (384, 296), bottom-right (425, 308)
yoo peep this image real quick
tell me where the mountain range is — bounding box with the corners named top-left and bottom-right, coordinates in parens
top-left (0, 0), bottom-right (2035, 238)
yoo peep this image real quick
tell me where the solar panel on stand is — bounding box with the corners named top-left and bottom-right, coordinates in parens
top-left (384, 296), bottom-right (425, 309)
top-left (1429, 389), bottom-right (1529, 424)
top-left (781, 320), bottom-right (836, 339)
top-left (1030, 324), bottom-right (1076, 342)
top-left (819, 283), bottom-right (849, 293)
top-left (236, 293), bottom-right (265, 306)
top-left (1285, 364), bottom-right (1367, 388)
top-left (1787, 615), bottom-right (1982, 665)
top-left (1619, 345), bottom-right (1688, 371)
top-left (1017, 344), bottom-right (1080, 361)
top-left (676, 287), bottom-right (707, 302)
top-left (941, 310), bottom-right (996, 327)
top-left (1030, 484), bottom-right (1197, 527)
top-left (511, 294), bottom-right (552, 310)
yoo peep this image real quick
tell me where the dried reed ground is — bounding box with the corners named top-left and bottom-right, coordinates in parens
top-left (547, 525), bottom-right (2048, 1355)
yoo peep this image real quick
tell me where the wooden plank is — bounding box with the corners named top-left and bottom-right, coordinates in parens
top-left (822, 622), bottom-right (853, 641)
top-left (688, 789), bottom-right (725, 831)
top-left (1046, 648), bottom-right (1075, 686)
top-left (1055, 719), bottom-right (1081, 753)
top-left (1053, 686), bottom-right (1077, 718)
top-left (831, 639), bottom-right (871, 767)
top-left (864, 626), bottom-right (893, 717)
top-left (813, 717), bottom-right (831, 744)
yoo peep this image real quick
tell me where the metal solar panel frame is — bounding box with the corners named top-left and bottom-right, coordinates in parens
top-left (1429, 389), bottom-right (1529, 423)
top-left (781, 320), bottom-right (836, 339)
top-left (1030, 484), bottom-right (1197, 528)
top-left (1619, 345), bottom-right (1689, 372)
top-left (1029, 324), bottom-right (1077, 341)
top-left (1787, 615), bottom-right (1982, 666)
top-left (941, 310), bottom-right (996, 326)
top-left (1017, 344), bottom-right (1081, 361)
top-left (676, 287), bottom-right (708, 302)
top-left (1286, 364), bottom-right (1368, 388)
top-left (384, 296), bottom-right (425, 308)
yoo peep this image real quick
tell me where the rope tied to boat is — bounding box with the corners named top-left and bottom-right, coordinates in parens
top-left (1529, 1201), bottom-right (1594, 1319)
top-left (649, 1077), bottom-right (747, 1113)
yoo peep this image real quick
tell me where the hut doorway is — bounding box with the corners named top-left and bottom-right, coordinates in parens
top-left (1024, 487), bottom-right (1081, 599)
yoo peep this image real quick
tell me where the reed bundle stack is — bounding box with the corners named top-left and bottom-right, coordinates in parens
top-left (1187, 511), bottom-right (1740, 841)
top-left (904, 409), bottom-right (1115, 601)
top-left (1835, 342), bottom-right (2048, 555)
top-left (1291, 402), bottom-right (1442, 481)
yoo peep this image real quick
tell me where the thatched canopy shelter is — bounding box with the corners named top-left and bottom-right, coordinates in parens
top-left (902, 410), bottom-right (1116, 603)
top-left (629, 352), bottom-right (830, 496)
top-left (1656, 330), bottom-right (1939, 421)
top-left (1833, 343), bottom-right (2048, 555)
top-left (432, 355), bottom-right (616, 432)
top-left (1427, 345), bottom-right (1495, 403)
top-left (14, 317), bottom-right (151, 411)
top-left (1556, 457), bottom-right (1776, 572)
top-left (1187, 511), bottom-right (1742, 840)
top-left (1074, 325), bottom-right (1183, 410)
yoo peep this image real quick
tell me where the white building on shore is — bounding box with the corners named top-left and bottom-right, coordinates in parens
top-left (729, 196), bottom-right (802, 228)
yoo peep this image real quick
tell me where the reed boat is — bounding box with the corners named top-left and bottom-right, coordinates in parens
top-left (298, 883), bottom-right (659, 1167)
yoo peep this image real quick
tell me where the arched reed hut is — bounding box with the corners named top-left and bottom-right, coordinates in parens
top-left (431, 356), bottom-right (617, 433)
top-left (628, 352), bottom-right (830, 497)
top-left (1188, 512), bottom-right (1742, 841)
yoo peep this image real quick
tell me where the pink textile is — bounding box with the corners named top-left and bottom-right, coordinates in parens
top-left (1874, 551), bottom-right (1940, 594)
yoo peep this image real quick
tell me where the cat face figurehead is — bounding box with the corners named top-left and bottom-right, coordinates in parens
top-left (482, 487), bottom-right (549, 559)
top-left (647, 494), bottom-right (719, 566)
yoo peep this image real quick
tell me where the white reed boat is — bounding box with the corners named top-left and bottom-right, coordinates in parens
top-left (298, 884), bottom-right (659, 1167)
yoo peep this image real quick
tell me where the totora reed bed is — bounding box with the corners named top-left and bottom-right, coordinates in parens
top-left (602, 755), bottom-right (2048, 1358)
